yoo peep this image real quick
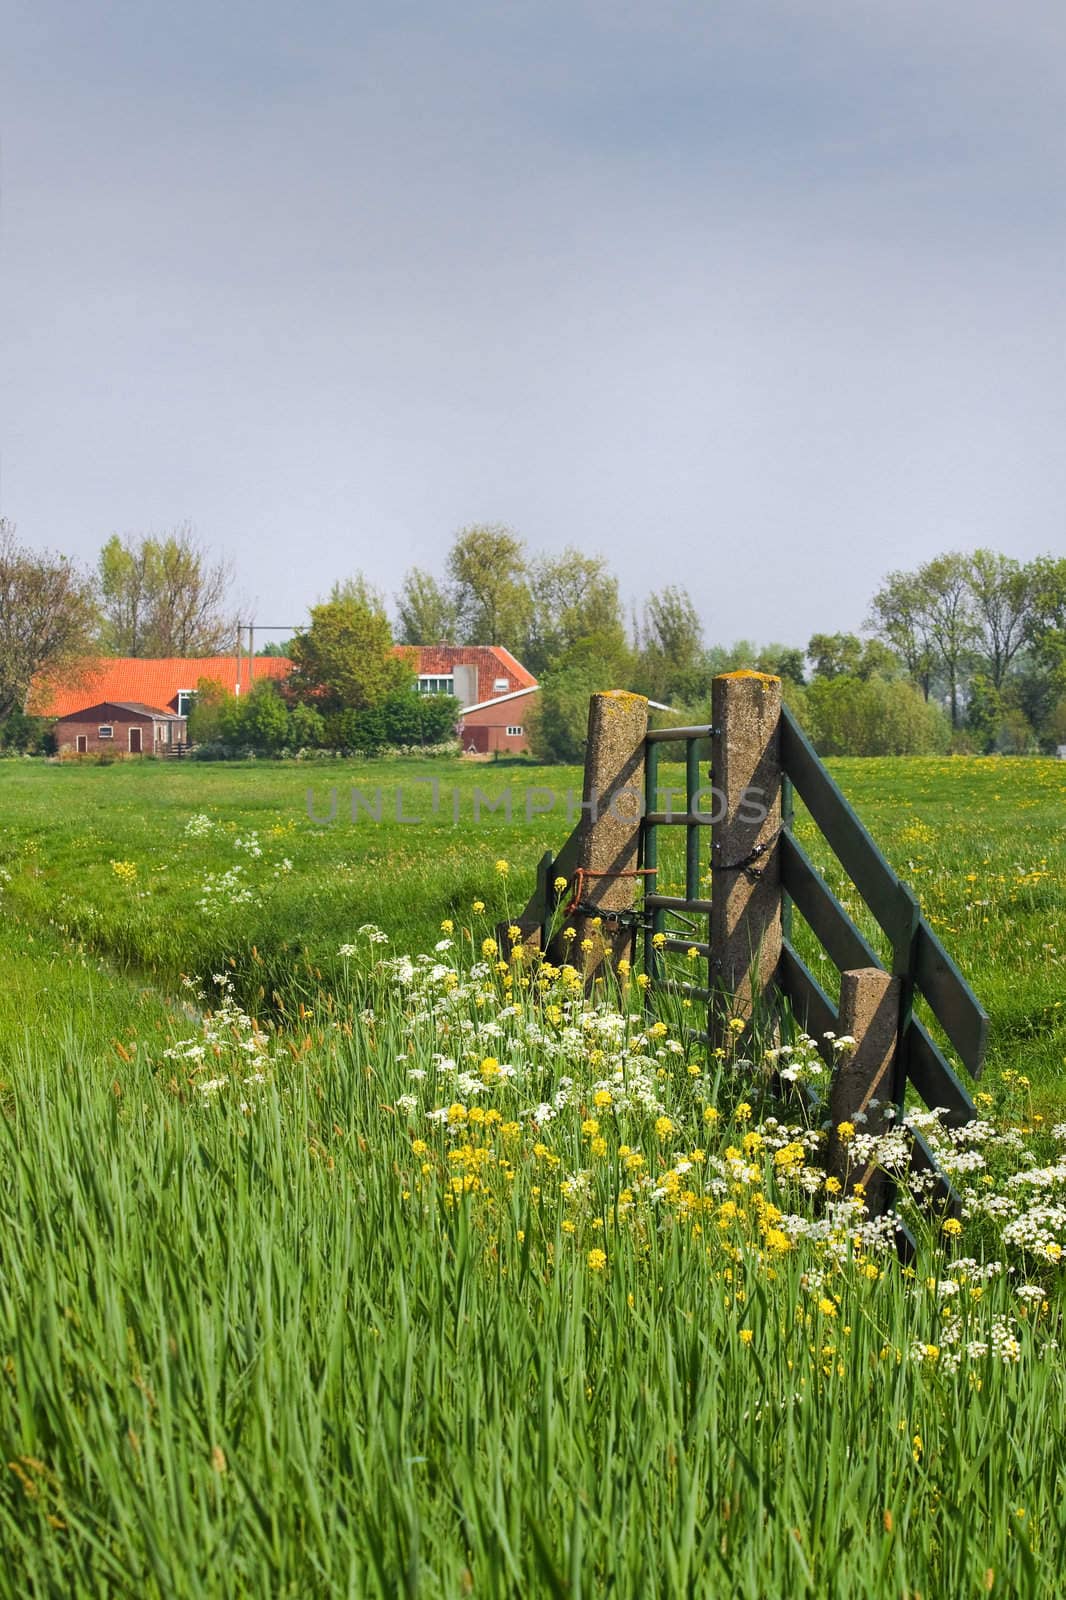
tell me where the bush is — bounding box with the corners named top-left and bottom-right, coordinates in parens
top-left (804, 676), bottom-right (950, 756)
top-left (0, 712), bottom-right (53, 755)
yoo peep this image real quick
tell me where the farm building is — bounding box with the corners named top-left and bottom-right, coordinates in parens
top-left (30, 655), bottom-right (293, 720)
top-left (396, 644), bottom-right (537, 707)
top-left (32, 644), bottom-right (540, 755)
top-left (54, 701), bottom-right (187, 757)
top-left (457, 685), bottom-right (538, 754)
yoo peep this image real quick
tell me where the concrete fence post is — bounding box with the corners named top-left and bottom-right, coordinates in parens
top-left (709, 672), bottom-right (783, 1048)
top-left (828, 966), bottom-right (902, 1214)
top-left (554, 691), bottom-right (649, 979)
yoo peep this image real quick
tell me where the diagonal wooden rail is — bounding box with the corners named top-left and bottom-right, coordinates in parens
top-left (509, 680), bottom-right (989, 1216)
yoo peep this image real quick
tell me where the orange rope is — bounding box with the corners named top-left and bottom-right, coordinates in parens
top-left (562, 866), bottom-right (657, 917)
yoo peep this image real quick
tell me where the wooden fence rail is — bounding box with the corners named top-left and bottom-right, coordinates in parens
top-left (508, 676), bottom-right (989, 1218)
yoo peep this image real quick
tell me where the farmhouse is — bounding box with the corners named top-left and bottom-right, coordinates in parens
top-left (456, 685), bottom-right (538, 754)
top-left (54, 701), bottom-right (187, 756)
top-left (32, 644), bottom-right (540, 755)
top-left (30, 655), bottom-right (293, 720)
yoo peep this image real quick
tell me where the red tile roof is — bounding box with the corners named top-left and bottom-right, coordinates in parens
top-left (31, 644), bottom-right (536, 718)
top-left (30, 656), bottom-right (292, 718)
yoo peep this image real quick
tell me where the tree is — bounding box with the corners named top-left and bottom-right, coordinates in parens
top-left (185, 677), bottom-right (231, 745)
top-left (965, 673), bottom-right (1003, 753)
top-left (807, 632), bottom-right (865, 680)
top-left (288, 581), bottom-right (411, 714)
top-left (528, 660), bottom-right (604, 764)
top-left (868, 571), bottom-right (937, 699)
top-left (967, 550), bottom-right (1037, 689)
top-left (395, 568), bottom-right (460, 645)
top-left (918, 553), bottom-right (979, 728)
top-left (97, 527), bottom-right (235, 656)
top-left (447, 525), bottom-right (532, 645)
top-left (636, 586), bottom-right (705, 703)
top-left (239, 681), bottom-right (290, 752)
top-left (804, 676), bottom-right (950, 756)
top-left (1029, 556), bottom-right (1066, 692)
top-left (0, 521), bottom-right (99, 721)
top-left (808, 632), bottom-right (900, 682)
top-left (289, 701), bottom-right (326, 749)
top-left (523, 549), bottom-right (627, 678)
top-left (764, 645), bottom-right (807, 686)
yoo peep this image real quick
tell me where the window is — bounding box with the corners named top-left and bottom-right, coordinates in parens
top-left (493, 678), bottom-right (510, 694)
top-left (176, 689), bottom-right (195, 718)
top-left (418, 675), bottom-right (454, 695)
top-left (98, 725), bottom-right (113, 739)
top-left (506, 725), bottom-right (524, 737)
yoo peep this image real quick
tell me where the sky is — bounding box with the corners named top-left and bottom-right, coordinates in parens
top-left (2, 0), bottom-right (1064, 648)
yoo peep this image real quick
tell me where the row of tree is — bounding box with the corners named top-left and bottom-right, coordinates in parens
top-left (1, 516), bottom-right (1063, 759)
top-left (0, 522), bottom-right (236, 725)
top-left (392, 531), bottom-right (1066, 758)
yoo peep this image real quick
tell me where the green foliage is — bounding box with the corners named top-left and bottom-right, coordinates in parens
top-left (804, 675), bottom-right (951, 756)
top-left (807, 632), bottom-right (900, 682)
top-left (288, 700), bottom-right (326, 748)
top-left (238, 681), bottom-right (290, 753)
top-left (447, 524), bottom-right (532, 646)
top-left (395, 567), bottom-right (460, 645)
top-left (635, 585), bottom-right (704, 703)
top-left (328, 692), bottom-right (460, 755)
top-left (185, 677), bottom-right (230, 745)
top-left (528, 660), bottom-right (602, 763)
top-left (288, 582), bottom-right (412, 714)
top-left (523, 549), bottom-right (627, 679)
top-left (0, 520), bottom-right (100, 722)
top-left (96, 526), bottom-right (234, 656)
top-left (0, 747), bottom-right (1064, 1596)
top-left (0, 710), bottom-right (54, 754)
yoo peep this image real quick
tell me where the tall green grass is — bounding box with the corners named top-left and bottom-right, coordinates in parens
top-left (1, 983), bottom-right (1063, 1598)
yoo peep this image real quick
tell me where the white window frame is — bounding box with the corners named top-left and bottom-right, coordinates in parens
top-left (98, 725), bottom-right (113, 739)
top-left (506, 725), bottom-right (524, 737)
top-left (176, 689), bottom-right (195, 718)
top-left (418, 674), bottom-right (455, 695)
top-left (492, 678), bottom-right (510, 694)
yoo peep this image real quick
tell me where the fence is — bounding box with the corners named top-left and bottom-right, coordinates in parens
top-left (511, 674), bottom-right (987, 1218)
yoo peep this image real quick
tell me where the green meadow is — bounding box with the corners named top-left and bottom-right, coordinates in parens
top-left (0, 752), bottom-right (1064, 1597)
top-left (0, 752), bottom-right (1062, 1095)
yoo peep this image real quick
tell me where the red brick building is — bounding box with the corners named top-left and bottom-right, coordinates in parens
top-left (54, 701), bottom-right (187, 757)
top-left (34, 644), bottom-right (539, 755)
top-left (395, 644), bottom-right (537, 707)
top-left (456, 686), bottom-right (539, 754)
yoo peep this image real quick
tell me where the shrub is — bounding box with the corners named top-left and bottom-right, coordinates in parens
top-left (804, 676), bottom-right (950, 756)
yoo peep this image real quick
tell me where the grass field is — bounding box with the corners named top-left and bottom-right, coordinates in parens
top-left (0, 752), bottom-right (1064, 1595)
top-left (1, 752), bottom-right (1062, 1093)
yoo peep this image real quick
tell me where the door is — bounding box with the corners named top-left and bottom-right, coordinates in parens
top-left (129, 726), bottom-right (142, 754)
top-left (76, 735), bottom-right (87, 754)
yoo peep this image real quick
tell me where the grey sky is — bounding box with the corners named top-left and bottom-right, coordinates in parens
top-left (3, 0), bottom-right (1064, 646)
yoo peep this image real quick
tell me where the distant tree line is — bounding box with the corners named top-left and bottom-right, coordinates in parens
top-left (394, 529), bottom-right (1066, 759)
top-left (0, 514), bottom-right (1063, 760)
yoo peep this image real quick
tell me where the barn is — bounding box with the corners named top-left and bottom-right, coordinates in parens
top-left (54, 701), bottom-right (188, 757)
